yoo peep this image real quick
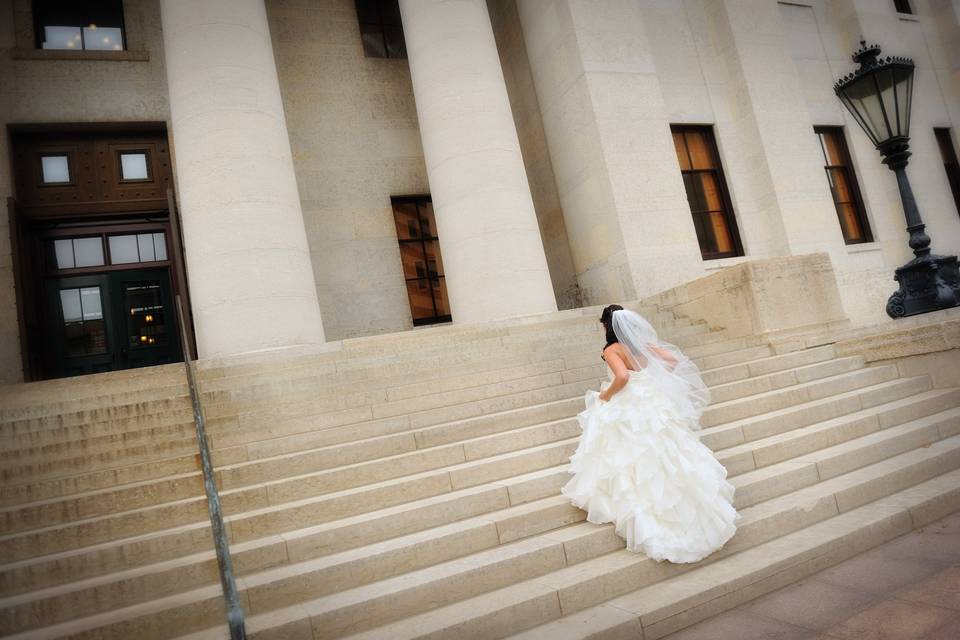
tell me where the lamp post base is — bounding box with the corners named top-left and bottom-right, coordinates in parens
top-left (886, 253), bottom-right (960, 318)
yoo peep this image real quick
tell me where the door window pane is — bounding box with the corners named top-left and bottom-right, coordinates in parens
top-left (120, 152), bottom-right (149, 180)
top-left (109, 235), bottom-right (140, 264)
top-left (355, 0), bottom-right (407, 59)
top-left (41, 155), bottom-right (70, 184)
top-left (60, 286), bottom-right (107, 356)
top-left (123, 281), bottom-right (168, 348)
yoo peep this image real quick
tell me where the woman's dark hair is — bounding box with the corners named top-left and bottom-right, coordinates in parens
top-left (599, 304), bottom-right (624, 348)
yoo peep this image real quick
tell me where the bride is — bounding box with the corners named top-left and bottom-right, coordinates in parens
top-left (561, 304), bottom-right (738, 563)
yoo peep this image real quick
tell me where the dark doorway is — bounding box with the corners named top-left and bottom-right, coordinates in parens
top-left (8, 125), bottom-right (194, 380)
top-left (391, 195), bottom-right (452, 326)
top-left (44, 268), bottom-right (179, 377)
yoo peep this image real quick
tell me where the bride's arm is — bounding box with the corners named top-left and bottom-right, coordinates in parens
top-left (598, 347), bottom-right (631, 402)
top-left (649, 345), bottom-right (678, 369)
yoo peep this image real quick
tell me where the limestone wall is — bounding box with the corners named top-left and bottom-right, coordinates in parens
top-left (0, 0), bottom-right (170, 384)
top-left (488, 0), bottom-right (580, 310)
top-left (267, 0), bottom-right (427, 340)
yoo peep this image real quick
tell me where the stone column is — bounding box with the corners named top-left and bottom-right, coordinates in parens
top-left (398, 0), bottom-right (557, 324)
top-left (160, 0), bottom-right (325, 357)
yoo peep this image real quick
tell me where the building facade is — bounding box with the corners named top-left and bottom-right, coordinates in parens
top-left (1, 0), bottom-right (959, 384)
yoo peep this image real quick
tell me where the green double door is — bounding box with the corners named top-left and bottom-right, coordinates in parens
top-left (44, 268), bottom-right (181, 378)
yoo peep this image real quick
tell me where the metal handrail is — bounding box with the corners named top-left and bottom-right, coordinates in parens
top-left (175, 295), bottom-right (247, 639)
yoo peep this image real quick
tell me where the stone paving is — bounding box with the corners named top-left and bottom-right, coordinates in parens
top-left (664, 512), bottom-right (960, 640)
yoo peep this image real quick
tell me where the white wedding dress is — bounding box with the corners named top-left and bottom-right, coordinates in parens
top-left (561, 361), bottom-right (738, 563)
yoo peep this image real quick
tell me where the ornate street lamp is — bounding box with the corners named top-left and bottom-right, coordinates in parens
top-left (834, 40), bottom-right (959, 318)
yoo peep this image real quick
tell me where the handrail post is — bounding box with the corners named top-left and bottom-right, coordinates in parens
top-left (175, 295), bottom-right (247, 639)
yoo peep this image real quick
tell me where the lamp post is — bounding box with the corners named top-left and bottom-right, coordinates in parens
top-left (834, 40), bottom-right (959, 318)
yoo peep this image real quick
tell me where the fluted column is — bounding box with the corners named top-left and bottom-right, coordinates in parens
top-left (160, 0), bottom-right (324, 357)
top-left (398, 0), bottom-right (557, 324)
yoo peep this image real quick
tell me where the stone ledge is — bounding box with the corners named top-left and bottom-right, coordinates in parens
top-left (11, 48), bottom-right (150, 62)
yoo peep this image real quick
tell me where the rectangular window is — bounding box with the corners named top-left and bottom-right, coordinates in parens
top-left (671, 125), bottom-right (744, 260)
top-left (355, 0), bottom-right (406, 59)
top-left (893, 0), bottom-right (913, 14)
top-left (33, 0), bottom-right (125, 51)
top-left (814, 126), bottom-right (873, 244)
top-left (935, 128), bottom-right (960, 218)
top-left (392, 196), bottom-right (451, 325)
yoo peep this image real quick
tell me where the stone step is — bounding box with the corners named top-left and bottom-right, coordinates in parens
top-left (165, 432), bottom-right (960, 640)
top-left (0, 329), bottom-right (739, 442)
top-left (504, 468), bottom-right (960, 640)
top-left (4, 398), bottom-right (956, 633)
top-left (0, 353), bottom-right (862, 504)
top-left (0, 361), bottom-right (892, 538)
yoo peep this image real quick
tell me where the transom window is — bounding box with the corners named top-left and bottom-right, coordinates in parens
top-left (48, 232), bottom-right (168, 272)
top-left (33, 0), bottom-right (125, 51)
top-left (671, 125), bottom-right (744, 260)
top-left (355, 0), bottom-right (406, 59)
top-left (814, 126), bottom-right (873, 244)
top-left (392, 196), bottom-right (451, 326)
top-left (119, 152), bottom-right (149, 181)
top-left (40, 154), bottom-right (71, 184)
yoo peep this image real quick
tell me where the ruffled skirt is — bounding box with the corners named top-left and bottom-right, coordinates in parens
top-left (560, 370), bottom-right (738, 563)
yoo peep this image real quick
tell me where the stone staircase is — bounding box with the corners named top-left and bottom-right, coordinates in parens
top-left (1, 303), bottom-right (958, 640)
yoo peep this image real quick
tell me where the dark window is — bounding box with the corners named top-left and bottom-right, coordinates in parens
top-left (355, 0), bottom-right (406, 59)
top-left (671, 125), bottom-right (744, 260)
top-left (33, 0), bottom-right (125, 51)
top-left (814, 126), bottom-right (873, 244)
top-left (935, 128), bottom-right (960, 218)
top-left (392, 196), bottom-right (451, 326)
top-left (893, 0), bottom-right (913, 14)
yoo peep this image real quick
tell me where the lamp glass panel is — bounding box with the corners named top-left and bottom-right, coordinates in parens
top-left (877, 67), bottom-right (899, 138)
top-left (843, 76), bottom-right (888, 144)
top-left (900, 68), bottom-right (914, 136)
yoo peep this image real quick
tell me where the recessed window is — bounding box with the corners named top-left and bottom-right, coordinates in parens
top-left (355, 0), bottom-right (406, 59)
top-left (52, 237), bottom-right (105, 269)
top-left (109, 233), bottom-right (168, 265)
top-left (671, 125), bottom-right (744, 260)
top-left (392, 196), bottom-right (451, 326)
top-left (935, 128), bottom-right (960, 218)
top-left (33, 0), bottom-right (125, 51)
top-left (119, 152), bottom-right (149, 181)
top-left (40, 155), bottom-right (70, 184)
top-left (893, 0), bottom-right (913, 14)
top-left (814, 126), bottom-right (873, 244)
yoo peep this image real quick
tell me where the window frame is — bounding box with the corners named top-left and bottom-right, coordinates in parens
top-left (670, 124), bottom-right (745, 260)
top-left (814, 125), bottom-right (874, 245)
top-left (893, 0), bottom-right (913, 15)
top-left (355, 0), bottom-right (407, 59)
top-left (31, 0), bottom-right (127, 52)
top-left (391, 195), bottom-right (451, 326)
top-left (934, 128), bottom-right (960, 218)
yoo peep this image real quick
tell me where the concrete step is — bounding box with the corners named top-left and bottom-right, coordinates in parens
top-left (0, 352), bottom-right (863, 505)
top-left (4, 398), bottom-right (957, 634)
top-left (504, 468), bottom-right (960, 640)
top-left (0, 361), bottom-right (890, 539)
top-left (163, 433), bottom-right (960, 640)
